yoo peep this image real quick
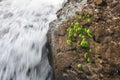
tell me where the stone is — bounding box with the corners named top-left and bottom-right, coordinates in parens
top-left (58, 30), bottom-right (65, 36)
top-left (94, 0), bottom-right (103, 5)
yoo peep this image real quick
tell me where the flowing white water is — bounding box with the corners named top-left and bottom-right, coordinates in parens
top-left (0, 0), bottom-right (67, 80)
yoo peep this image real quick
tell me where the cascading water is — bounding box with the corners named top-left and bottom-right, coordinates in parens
top-left (0, 0), bottom-right (67, 80)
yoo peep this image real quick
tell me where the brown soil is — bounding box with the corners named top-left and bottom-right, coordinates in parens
top-left (49, 0), bottom-right (120, 80)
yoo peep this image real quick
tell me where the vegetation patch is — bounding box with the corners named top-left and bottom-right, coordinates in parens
top-left (66, 13), bottom-right (93, 66)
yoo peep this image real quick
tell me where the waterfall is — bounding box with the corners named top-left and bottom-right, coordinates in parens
top-left (0, 0), bottom-right (67, 80)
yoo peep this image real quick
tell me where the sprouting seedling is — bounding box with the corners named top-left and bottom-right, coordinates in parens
top-left (74, 22), bottom-right (80, 27)
top-left (79, 34), bottom-right (84, 38)
top-left (86, 29), bottom-right (93, 38)
top-left (77, 27), bottom-right (82, 32)
top-left (84, 52), bottom-right (88, 59)
top-left (87, 17), bottom-right (92, 23)
top-left (80, 38), bottom-right (89, 47)
top-left (89, 48), bottom-right (92, 53)
top-left (87, 58), bottom-right (92, 64)
top-left (79, 15), bottom-right (82, 19)
top-left (74, 22), bottom-right (80, 32)
top-left (73, 33), bottom-right (78, 37)
top-left (81, 13), bottom-right (92, 23)
top-left (73, 50), bottom-right (77, 54)
top-left (79, 34), bottom-right (82, 38)
top-left (77, 41), bottom-right (81, 46)
top-left (66, 39), bottom-right (72, 45)
top-left (77, 63), bottom-right (82, 69)
top-left (82, 13), bottom-right (89, 19)
top-left (80, 27), bottom-right (85, 34)
top-left (67, 27), bottom-right (74, 37)
top-left (74, 14), bottom-right (79, 19)
top-left (71, 22), bottom-right (74, 25)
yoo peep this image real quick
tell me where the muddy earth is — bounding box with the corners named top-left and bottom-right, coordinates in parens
top-left (48, 0), bottom-right (120, 80)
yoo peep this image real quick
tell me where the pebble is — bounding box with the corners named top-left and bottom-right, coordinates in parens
top-left (58, 30), bottom-right (65, 36)
top-left (94, 0), bottom-right (103, 5)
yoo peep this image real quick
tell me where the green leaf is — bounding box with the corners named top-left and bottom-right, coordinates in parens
top-left (77, 64), bottom-right (82, 69)
top-left (84, 52), bottom-right (88, 59)
top-left (80, 38), bottom-right (89, 47)
top-left (73, 33), bottom-right (77, 37)
top-left (74, 22), bottom-right (80, 27)
top-left (89, 48), bottom-right (92, 53)
top-left (67, 28), bottom-right (74, 37)
top-left (87, 18), bottom-right (92, 23)
top-left (66, 39), bottom-right (72, 45)
top-left (87, 58), bottom-right (92, 64)
top-left (87, 29), bottom-right (93, 38)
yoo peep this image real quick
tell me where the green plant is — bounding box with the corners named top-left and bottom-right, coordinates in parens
top-left (66, 12), bottom-right (93, 65)
top-left (84, 52), bottom-right (88, 59)
top-left (73, 33), bottom-right (78, 37)
top-left (79, 34), bottom-right (85, 38)
top-left (82, 13), bottom-right (90, 19)
top-left (79, 27), bottom-right (85, 34)
top-left (66, 39), bottom-right (72, 45)
top-left (74, 22), bottom-right (80, 27)
top-left (89, 48), bottom-right (92, 53)
top-left (87, 58), bottom-right (92, 64)
top-left (77, 63), bottom-right (82, 69)
top-left (87, 17), bottom-right (92, 23)
top-left (67, 27), bottom-right (74, 37)
top-left (77, 41), bottom-right (81, 46)
top-left (80, 38), bottom-right (89, 47)
top-left (73, 50), bottom-right (77, 54)
top-left (86, 29), bottom-right (93, 38)
top-left (74, 22), bottom-right (80, 32)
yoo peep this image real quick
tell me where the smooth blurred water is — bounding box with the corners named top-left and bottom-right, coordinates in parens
top-left (0, 0), bottom-right (66, 80)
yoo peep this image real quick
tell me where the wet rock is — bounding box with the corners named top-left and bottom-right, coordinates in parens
top-left (47, 0), bottom-right (120, 80)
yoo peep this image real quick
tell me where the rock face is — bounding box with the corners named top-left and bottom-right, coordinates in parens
top-left (48, 0), bottom-right (120, 80)
top-left (47, 0), bottom-right (87, 80)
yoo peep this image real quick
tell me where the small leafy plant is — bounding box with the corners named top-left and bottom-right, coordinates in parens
top-left (89, 48), bottom-right (92, 53)
top-left (80, 38), bottom-right (89, 47)
top-left (86, 29), bottom-right (93, 38)
top-left (87, 58), bottom-right (92, 64)
top-left (66, 39), bottom-right (72, 45)
top-left (77, 63), bottom-right (82, 69)
top-left (66, 12), bottom-right (93, 66)
top-left (84, 52), bottom-right (88, 59)
top-left (67, 28), bottom-right (74, 37)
